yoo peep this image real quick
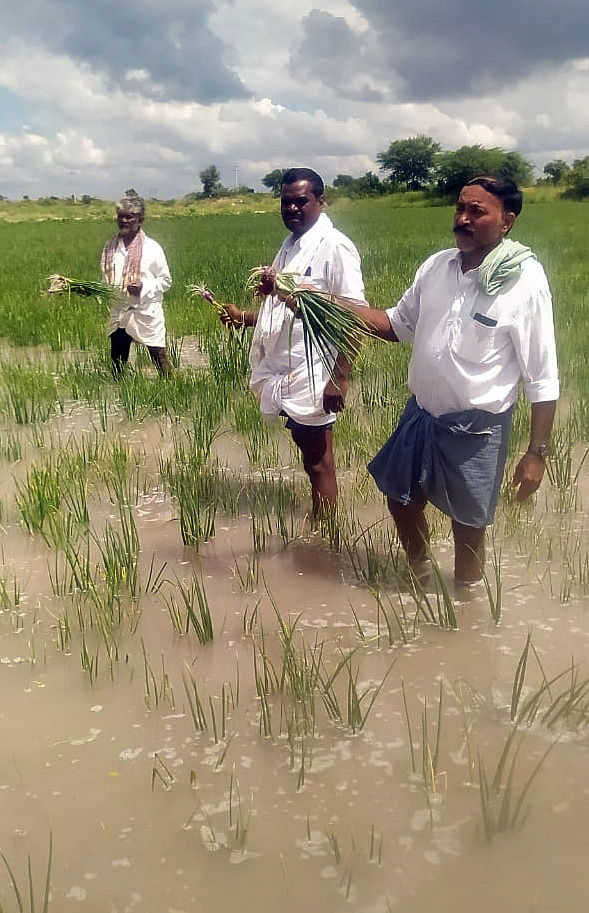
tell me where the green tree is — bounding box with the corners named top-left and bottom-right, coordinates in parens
top-left (332, 172), bottom-right (387, 197)
top-left (563, 157), bottom-right (589, 199)
top-left (333, 174), bottom-right (355, 189)
top-left (262, 168), bottom-right (286, 196)
top-left (436, 146), bottom-right (533, 195)
top-left (501, 151), bottom-right (534, 186)
top-left (376, 135), bottom-right (441, 190)
top-left (356, 171), bottom-right (385, 195)
top-left (543, 159), bottom-right (570, 185)
top-left (199, 164), bottom-right (223, 198)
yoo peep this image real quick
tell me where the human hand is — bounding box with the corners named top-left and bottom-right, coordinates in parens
top-left (512, 451), bottom-right (546, 501)
top-left (275, 284), bottom-right (315, 311)
top-left (219, 302), bottom-right (245, 328)
top-left (323, 376), bottom-right (348, 414)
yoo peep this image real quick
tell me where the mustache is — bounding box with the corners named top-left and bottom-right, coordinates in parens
top-left (453, 225), bottom-right (473, 236)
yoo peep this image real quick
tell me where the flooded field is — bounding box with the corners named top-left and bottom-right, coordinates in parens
top-left (1, 203), bottom-right (589, 911)
top-left (2, 364), bottom-right (589, 913)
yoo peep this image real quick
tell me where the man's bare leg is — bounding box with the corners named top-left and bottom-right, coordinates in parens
top-left (289, 425), bottom-right (337, 516)
top-left (148, 345), bottom-right (172, 376)
top-left (452, 520), bottom-right (485, 583)
top-left (387, 495), bottom-right (429, 565)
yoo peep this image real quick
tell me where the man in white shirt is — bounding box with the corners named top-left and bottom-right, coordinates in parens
top-left (221, 167), bottom-right (365, 515)
top-left (324, 176), bottom-right (559, 584)
top-left (101, 194), bottom-right (172, 375)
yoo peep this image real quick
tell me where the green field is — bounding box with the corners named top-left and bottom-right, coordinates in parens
top-left (1, 197), bottom-right (587, 429)
top-left (1, 198), bottom-right (589, 913)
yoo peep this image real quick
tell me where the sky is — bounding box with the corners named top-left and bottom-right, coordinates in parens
top-left (0, 0), bottom-right (588, 199)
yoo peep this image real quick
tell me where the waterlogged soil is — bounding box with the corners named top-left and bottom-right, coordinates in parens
top-left (2, 406), bottom-right (589, 912)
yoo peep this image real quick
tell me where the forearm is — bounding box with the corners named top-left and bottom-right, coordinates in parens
top-left (512, 399), bottom-right (557, 500)
top-left (241, 310), bottom-right (257, 328)
top-left (219, 302), bottom-right (258, 328)
top-left (528, 400), bottom-right (557, 449)
top-left (332, 353), bottom-right (351, 384)
top-left (336, 347), bottom-right (353, 369)
top-left (332, 296), bottom-right (398, 341)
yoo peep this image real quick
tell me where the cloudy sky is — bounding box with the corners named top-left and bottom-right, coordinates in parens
top-left (1, 0), bottom-right (587, 198)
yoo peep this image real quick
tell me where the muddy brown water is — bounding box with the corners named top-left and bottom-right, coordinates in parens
top-left (2, 404), bottom-right (589, 912)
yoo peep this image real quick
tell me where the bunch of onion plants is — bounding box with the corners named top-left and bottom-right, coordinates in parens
top-left (46, 274), bottom-right (120, 304)
top-left (247, 266), bottom-right (369, 386)
top-left (186, 282), bottom-right (229, 317)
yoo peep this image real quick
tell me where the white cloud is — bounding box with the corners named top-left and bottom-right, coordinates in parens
top-left (0, 8), bottom-right (587, 198)
top-left (54, 132), bottom-right (105, 168)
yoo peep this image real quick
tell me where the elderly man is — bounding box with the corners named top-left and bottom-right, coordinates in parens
top-left (321, 176), bottom-right (559, 583)
top-left (221, 167), bottom-right (365, 515)
top-left (101, 194), bottom-right (172, 375)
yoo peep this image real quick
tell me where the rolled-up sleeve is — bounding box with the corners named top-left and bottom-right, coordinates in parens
top-left (510, 267), bottom-right (559, 403)
top-left (385, 265), bottom-right (424, 341)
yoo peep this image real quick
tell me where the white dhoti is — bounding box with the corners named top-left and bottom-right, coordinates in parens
top-left (102, 233), bottom-right (171, 347)
top-left (249, 213), bottom-right (365, 427)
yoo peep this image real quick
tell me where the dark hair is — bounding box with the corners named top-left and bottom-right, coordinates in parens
top-left (281, 167), bottom-right (324, 198)
top-left (465, 175), bottom-right (523, 216)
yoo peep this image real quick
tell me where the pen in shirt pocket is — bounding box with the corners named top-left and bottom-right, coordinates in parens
top-left (472, 312), bottom-right (497, 327)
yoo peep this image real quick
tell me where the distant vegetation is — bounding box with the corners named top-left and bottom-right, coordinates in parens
top-left (1, 136), bottom-right (587, 223)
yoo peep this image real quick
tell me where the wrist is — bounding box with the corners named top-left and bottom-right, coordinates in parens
top-left (527, 442), bottom-right (549, 459)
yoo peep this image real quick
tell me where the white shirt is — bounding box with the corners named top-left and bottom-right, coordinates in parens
top-left (386, 248), bottom-right (559, 417)
top-left (250, 212), bottom-right (365, 425)
top-left (104, 234), bottom-right (172, 348)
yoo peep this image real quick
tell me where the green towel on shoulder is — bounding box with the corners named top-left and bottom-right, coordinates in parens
top-left (478, 239), bottom-right (534, 295)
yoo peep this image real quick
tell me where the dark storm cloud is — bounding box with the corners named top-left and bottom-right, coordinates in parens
top-left (351, 0), bottom-right (589, 100)
top-left (291, 2), bottom-right (589, 102)
top-left (289, 10), bottom-right (384, 102)
top-left (2, 0), bottom-right (249, 103)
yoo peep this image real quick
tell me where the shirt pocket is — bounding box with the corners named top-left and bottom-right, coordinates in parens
top-left (451, 314), bottom-right (497, 364)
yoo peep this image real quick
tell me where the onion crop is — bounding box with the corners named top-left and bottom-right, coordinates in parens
top-left (46, 274), bottom-right (121, 303)
top-left (247, 265), bottom-right (368, 384)
top-left (186, 283), bottom-right (228, 316)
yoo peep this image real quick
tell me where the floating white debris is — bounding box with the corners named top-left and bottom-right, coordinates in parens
top-left (119, 747), bottom-right (144, 761)
top-left (71, 728), bottom-right (102, 746)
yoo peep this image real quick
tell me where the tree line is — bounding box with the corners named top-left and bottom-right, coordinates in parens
top-left (6, 139), bottom-right (588, 204)
top-left (256, 137), bottom-right (589, 200)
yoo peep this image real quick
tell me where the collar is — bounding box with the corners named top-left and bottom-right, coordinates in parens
top-left (448, 247), bottom-right (482, 278)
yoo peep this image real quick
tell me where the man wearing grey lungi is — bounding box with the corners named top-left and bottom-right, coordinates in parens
top-left (313, 176), bottom-right (559, 584)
